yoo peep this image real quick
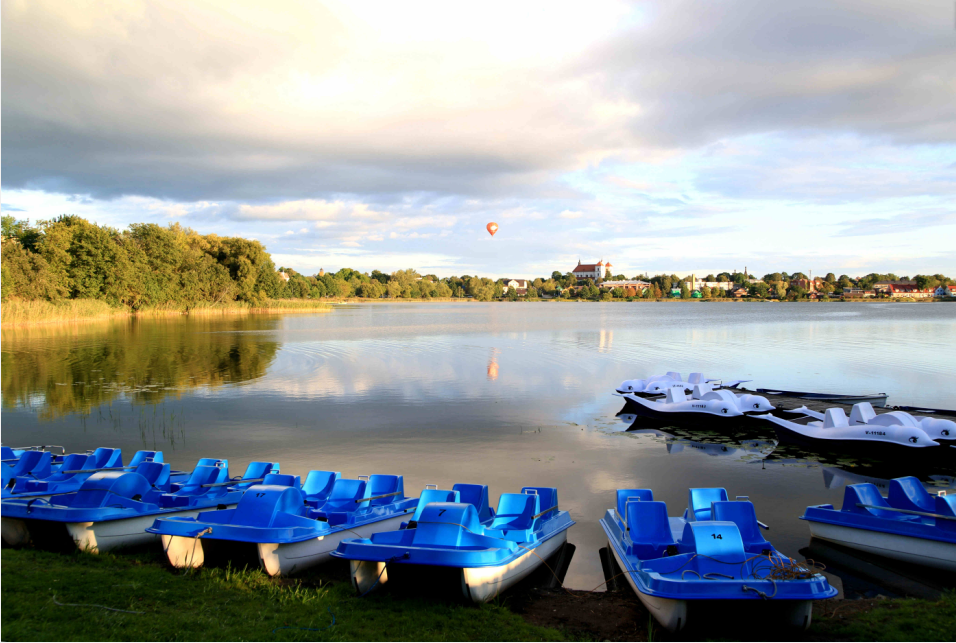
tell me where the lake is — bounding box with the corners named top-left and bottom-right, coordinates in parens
top-left (2, 302), bottom-right (954, 592)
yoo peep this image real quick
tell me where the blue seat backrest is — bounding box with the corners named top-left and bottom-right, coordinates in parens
top-left (262, 473), bottom-right (299, 488)
top-left (617, 489), bottom-right (654, 518)
top-left (712, 501), bottom-right (768, 548)
top-left (888, 477), bottom-right (935, 513)
top-left (453, 483), bottom-right (494, 521)
top-left (936, 495), bottom-right (956, 534)
top-left (491, 493), bottom-right (539, 530)
top-left (13, 451), bottom-right (52, 478)
top-left (2, 446), bottom-right (16, 461)
top-left (842, 483), bottom-right (894, 518)
top-left (680, 521), bottom-right (747, 573)
top-left (196, 458), bottom-right (226, 468)
top-left (365, 475), bottom-right (404, 506)
top-left (319, 478), bottom-right (367, 512)
top-left (412, 489), bottom-right (460, 522)
top-left (177, 465), bottom-right (223, 492)
top-left (522, 487), bottom-right (558, 518)
top-left (625, 500), bottom-right (674, 546)
top-left (51, 453), bottom-right (90, 480)
top-left (239, 462), bottom-right (278, 482)
top-left (134, 462), bottom-right (171, 487)
top-left (413, 503), bottom-right (481, 546)
top-left (91, 448), bottom-right (122, 469)
top-left (73, 471), bottom-right (152, 508)
top-left (233, 485), bottom-right (304, 527)
top-left (129, 450), bottom-right (163, 467)
top-left (302, 471), bottom-right (341, 500)
top-left (688, 488), bottom-right (728, 521)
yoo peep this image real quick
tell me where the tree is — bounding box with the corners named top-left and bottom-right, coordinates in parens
top-left (773, 283), bottom-right (786, 299)
top-left (601, 291), bottom-right (613, 301)
top-left (701, 286), bottom-right (712, 299)
top-left (824, 273), bottom-right (836, 284)
top-left (749, 282), bottom-right (769, 298)
top-left (915, 275), bottom-right (941, 290)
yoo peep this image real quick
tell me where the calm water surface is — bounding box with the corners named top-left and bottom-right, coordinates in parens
top-left (2, 302), bottom-right (954, 590)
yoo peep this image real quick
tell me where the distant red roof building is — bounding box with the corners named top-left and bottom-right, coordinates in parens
top-left (572, 260), bottom-right (609, 281)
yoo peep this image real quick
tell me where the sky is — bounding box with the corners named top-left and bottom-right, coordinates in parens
top-left (2, 0), bottom-right (955, 279)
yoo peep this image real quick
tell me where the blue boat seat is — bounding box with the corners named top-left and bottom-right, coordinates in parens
top-left (302, 471), bottom-right (341, 502)
top-left (168, 458), bottom-right (226, 492)
top-left (616, 489), bottom-right (653, 518)
top-left (229, 485), bottom-right (306, 527)
top-left (230, 462), bottom-right (279, 489)
top-left (133, 462), bottom-right (171, 489)
top-left (712, 501), bottom-right (770, 550)
top-left (363, 475), bottom-right (404, 507)
top-left (89, 448), bottom-right (122, 469)
top-left (522, 487), bottom-right (559, 520)
top-left (678, 521), bottom-right (749, 575)
top-left (10, 451), bottom-right (53, 481)
top-left (167, 466), bottom-right (227, 496)
top-left (412, 489), bottom-right (460, 522)
top-left (262, 473), bottom-right (299, 488)
top-left (490, 493), bottom-right (539, 531)
top-left (1, 446), bottom-right (15, 461)
top-left (72, 471), bottom-right (153, 508)
top-left (625, 500), bottom-right (675, 559)
top-left (842, 484), bottom-right (902, 519)
top-left (888, 477), bottom-right (935, 513)
top-left (315, 479), bottom-right (367, 513)
top-left (129, 450), bottom-right (163, 467)
top-left (686, 488), bottom-right (728, 521)
top-left (412, 503), bottom-right (483, 546)
top-left (936, 495), bottom-right (956, 534)
top-left (21, 453), bottom-right (89, 488)
top-left (452, 483), bottom-right (495, 521)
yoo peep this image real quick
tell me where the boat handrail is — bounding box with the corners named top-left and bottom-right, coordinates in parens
top-left (533, 505), bottom-right (558, 519)
top-left (356, 490), bottom-right (402, 503)
top-left (201, 477), bottom-right (265, 488)
top-left (10, 445), bottom-right (66, 454)
top-left (855, 503), bottom-right (956, 521)
top-left (60, 464), bottom-right (149, 474)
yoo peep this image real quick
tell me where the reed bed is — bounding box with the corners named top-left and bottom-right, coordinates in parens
top-left (1, 298), bottom-right (330, 327)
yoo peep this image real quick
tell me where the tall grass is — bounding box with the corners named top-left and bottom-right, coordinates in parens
top-left (1, 298), bottom-right (331, 327)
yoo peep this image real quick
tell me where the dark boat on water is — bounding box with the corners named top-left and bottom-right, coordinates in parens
top-left (754, 388), bottom-right (888, 406)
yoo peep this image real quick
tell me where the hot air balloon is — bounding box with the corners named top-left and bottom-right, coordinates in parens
top-left (486, 222), bottom-right (498, 237)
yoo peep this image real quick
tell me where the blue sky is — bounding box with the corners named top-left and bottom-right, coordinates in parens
top-left (2, 0), bottom-right (954, 279)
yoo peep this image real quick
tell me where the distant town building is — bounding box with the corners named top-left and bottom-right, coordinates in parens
top-left (692, 279), bottom-right (734, 291)
top-left (872, 279), bottom-right (915, 295)
top-left (886, 284), bottom-right (934, 299)
top-left (842, 287), bottom-right (875, 299)
top-left (790, 278), bottom-right (825, 292)
top-left (572, 260), bottom-right (610, 282)
top-left (602, 280), bottom-right (650, 297)
top-left (502, 279), bottom-right (529, 295)
top-left (935, 285), bottom-right (955, 298)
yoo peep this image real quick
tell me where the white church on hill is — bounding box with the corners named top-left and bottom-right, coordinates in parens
top-left (572, 260), bottom-right (612, 282)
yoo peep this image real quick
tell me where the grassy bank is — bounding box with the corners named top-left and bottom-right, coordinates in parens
top-left (3, 548), bottom-right (954, 642)
top-left (0, 298), bottom-right (331, 327)
top-left (0, 548), bottom-right (561, 641)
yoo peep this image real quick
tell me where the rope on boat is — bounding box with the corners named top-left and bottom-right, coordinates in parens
top-left (51, 594), bottom-right (144, 614)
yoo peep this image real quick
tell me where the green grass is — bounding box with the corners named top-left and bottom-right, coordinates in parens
top-left (810, 592), bottom-right (956, 642)
top-left (1, 548), bottom-right (564, 641)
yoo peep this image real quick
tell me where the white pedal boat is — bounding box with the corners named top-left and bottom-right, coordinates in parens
top-left (620, 384), bottom-right (775, 421)
top-left (616, 372), bottom-right (751, 395)
top-left (787, 403), bottom-right (955, 447)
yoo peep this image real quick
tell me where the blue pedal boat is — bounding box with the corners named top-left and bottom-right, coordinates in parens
top-left (0, 460), bottom-right (277, 551)
top-left (332, 485), bottom-right (575, 603)
top-left (802, 477), bottom-right (956, 572)
top-left (600, 488), bottom-right (836, 632)
top-left (3, 450), bottom-right (167, 500)
top-left (148, 473), bottom-right (418, 576)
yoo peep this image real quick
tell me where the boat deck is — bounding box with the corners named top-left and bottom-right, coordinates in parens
top-left (761, 393), bottom-right (895, 416)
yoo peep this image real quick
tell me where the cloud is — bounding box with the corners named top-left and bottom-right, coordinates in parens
top-left (558, 210), bottom-right (583, 219)
top-left (837, 209), bottom-right (956, 236)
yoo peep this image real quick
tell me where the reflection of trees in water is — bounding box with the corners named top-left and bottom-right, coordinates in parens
top-left (79, 400), bottom-right (188, 450)
top-left (1, 316), bottom-right (280, 419)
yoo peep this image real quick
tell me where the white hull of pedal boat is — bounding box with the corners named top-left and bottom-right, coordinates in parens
top-left (808, 521), bottom-right (956, 572)
top-left (1, 517), bottom-right (31, 547)
top-left (349, 531), bottom-right (567, 603)
top-left (164, 512), bottom-right (409, 576)
top-left (2, 507), bottom-right (235, 552)
top-left (607, 539), bottom-right (813, 632)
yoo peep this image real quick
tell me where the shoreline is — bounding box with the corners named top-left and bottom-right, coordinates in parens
top-left (2, 296), bottom-right (948, 328)
top-left (0, 299), bottom-right (332, 328)
top-left (2, 547), bottom-right (952, 641)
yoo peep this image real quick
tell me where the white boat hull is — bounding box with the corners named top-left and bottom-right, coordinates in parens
top-left (3, 507), bottom-right (230, 552)
top-left (349, 531), bottom-right (567, 603)
top-left (608, 540), bottom-right (813, 632)
top-left (807, 521), bottom-right (956, 572)
top-left (163, 512), bottom-right (408, 576)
